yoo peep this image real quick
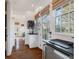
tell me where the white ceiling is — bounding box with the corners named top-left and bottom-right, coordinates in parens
top-left (10, 0), bottom-right (52, 15)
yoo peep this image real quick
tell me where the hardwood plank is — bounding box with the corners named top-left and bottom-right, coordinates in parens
top-left (6, 39), bottom-right (42, 59)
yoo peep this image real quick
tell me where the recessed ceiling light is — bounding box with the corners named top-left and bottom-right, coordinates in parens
top-left (32, 4), bottom-right (35, 8)
top-left (39, 13), bottom-right (41, 16)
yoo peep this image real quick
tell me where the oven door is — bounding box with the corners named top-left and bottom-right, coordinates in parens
top-left (43, 45), bottom-right (71, 59)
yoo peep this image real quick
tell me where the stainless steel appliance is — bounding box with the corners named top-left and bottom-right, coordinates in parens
top-left (43, 39), bottom-right (74, 59)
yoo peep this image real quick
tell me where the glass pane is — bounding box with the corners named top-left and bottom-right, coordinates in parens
top-left (61, 13), bottom-right (70, 33)
top-left (63, 4), bottom-right (70, 14)
top-left (55, 8), bottom-right (62, 16)
top-left (70, 11), bottom-right (74, 33)
top-left (42, 15), bottom-right (50, 40)
top-left (55, 16), bottom-right (61, 32)
top-left (55, 1), bottom-right (74, 34)
top-left (55, 7), bottom-right (62, 32)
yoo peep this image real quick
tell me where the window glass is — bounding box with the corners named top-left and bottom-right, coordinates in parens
top-left (55, 1), bottom-right (74, 35)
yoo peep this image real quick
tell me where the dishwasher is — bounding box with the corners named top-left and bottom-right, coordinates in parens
top-left (43, 39), bottom-right (74, 59)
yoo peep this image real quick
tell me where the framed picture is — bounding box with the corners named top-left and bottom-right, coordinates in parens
top-left (21, 24), bottom-right (24, 26)
top-left (15, 22), bottom-right (19, 25)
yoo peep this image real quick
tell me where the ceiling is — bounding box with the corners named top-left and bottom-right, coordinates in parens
top-left (10, 0), bottom-right (52, 16)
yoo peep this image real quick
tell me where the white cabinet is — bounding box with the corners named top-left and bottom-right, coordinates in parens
top-left (25, 33), bottom-right (29, 45)
top-left (29, 35), bottom-right (38, 48)
top-left (38, 39), bottom-right (44, 49)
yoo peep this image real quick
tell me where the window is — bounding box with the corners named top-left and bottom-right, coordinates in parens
top-left (55, 7), bottom-right (62, 32)
top-left (55, 1), bottom-right (74, 35)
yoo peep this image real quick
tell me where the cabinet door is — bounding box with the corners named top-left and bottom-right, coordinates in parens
top-left (29, 35), bottom-right (38, 48)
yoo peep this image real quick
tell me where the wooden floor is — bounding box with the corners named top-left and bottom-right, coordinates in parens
top-left (6, 39), bottom-right (42, 59)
